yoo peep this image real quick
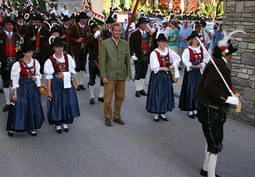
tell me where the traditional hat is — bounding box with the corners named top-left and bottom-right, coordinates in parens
top-left (50, 26), bottom-right (61, 34)
top-left (78, 12), bottom-right (88, 19)
top-left (156, 33), bottom-right (167, 42)
top-left (138, 17), bottom-right (150, 25)
top-left (4, 17), bottom-right (15, 25)
top-left (162, 18), bottom-right (169, 24)
top-left (52, 37), bottom-right (65, 47)
top-left (21, 42), bottom-right (33, 53)
top-left (214, 30), bottom-right (245, 58)
top-left (34, 14), bottom-right (44, 22)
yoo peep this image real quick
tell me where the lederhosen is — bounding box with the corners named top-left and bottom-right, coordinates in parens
top-left (87, 37), bottom-right (103, 86)
top-left (2, 35), bottom-right (17, 88)
top-left (198, 103), bottom-right (226, 153)
top-left (135, 33), bottom-right (150, 80)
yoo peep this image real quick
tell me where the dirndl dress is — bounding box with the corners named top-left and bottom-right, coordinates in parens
top-left (179, 62), bottom-right (201, 111)
top-left (46, 54), bottom-right (80, 125)
top-left (146, 71), bottom-right (175, 114)
top-left (7, 60), bottom-right (44, 131)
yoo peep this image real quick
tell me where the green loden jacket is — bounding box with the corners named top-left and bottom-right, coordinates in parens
top-left (99, 38), bottom-right (131, 81)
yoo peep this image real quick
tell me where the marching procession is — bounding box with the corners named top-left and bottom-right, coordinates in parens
top-left (0, 0), bottom-right (248, 177)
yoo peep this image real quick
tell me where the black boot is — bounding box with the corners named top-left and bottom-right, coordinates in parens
top-left (135, 91), bottom-right (141, 97)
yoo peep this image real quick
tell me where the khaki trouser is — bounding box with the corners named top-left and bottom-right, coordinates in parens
top-left (104, 80), bottom-right (126, 119)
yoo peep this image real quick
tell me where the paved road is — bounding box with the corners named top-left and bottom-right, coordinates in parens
top-left (0, 72), bottom-right (254, 177)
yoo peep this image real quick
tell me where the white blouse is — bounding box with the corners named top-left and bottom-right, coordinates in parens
top-left (182, 46), bottom-right (209, 73)
top-left (44, 53), bottom-right (76, 80)
top-left (150, 48), bottom-right (181, 78)
top-left (11, 59), bottom-right (42, 89)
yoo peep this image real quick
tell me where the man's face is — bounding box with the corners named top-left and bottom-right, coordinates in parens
top-left (5, 23), bottom-right (14, 32)
top-left (79, 18), bottom-right (87, 25)
top-left (225, 54), bottom-right (232, 62)
top-left (112, 25), bottom-right (121, 40)
top-left (139, 23), bottom-right (147, 30)
top-left (162, 22), bottom-right (168, 28)
top-left (183, 21), bottom-right (188, 28)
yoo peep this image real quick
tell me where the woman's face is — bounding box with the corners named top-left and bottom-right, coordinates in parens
top-left (23, 51), bottom-right (33, 58)
top-left (54, 46), bottom-right (64, 53)
top-left (170, 23), bottom-right (175, 29)
top-left (157, 41), bottom-right (167, 49)
top-left (191, 38), bottom-right (199, 46)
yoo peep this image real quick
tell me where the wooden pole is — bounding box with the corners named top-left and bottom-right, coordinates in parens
top-left (126, 0), bottom-right (140, 33)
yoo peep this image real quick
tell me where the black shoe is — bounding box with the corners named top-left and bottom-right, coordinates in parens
top-left (153, 117), bottom-right (159, 122)
top-left (135, 91), bottom-right (141, 97)
top-left (187, 111), bottom-right (195, 119)
top-left (113, 118), bottom-right (125, 125)
top-left (2, 104), bottom-right (10, 112)
top-left (63, 128), bottom-right (69, 133)
top-left (8, 131), bottom-right (14, 137)
top-left (105, 119), bottom-right (112, 127)
top-left (89, 97), bottom-right (95, 104)
top-left (140, 90), bottom-right (147, 96)
top-left (98, 97), bottom-right (104, 102)
top-left (200, 168), bottom-right (221, 177)
top-left (79, 85), bottom-right (86, 90)
top-left (55, 126), bottom-right (62, 134)
top-left (0, 88), bottom-right (3, 93)
top-left (28, 130), bottom-right (37, 136)
top-left (159, 114), bottom-right (169, 121)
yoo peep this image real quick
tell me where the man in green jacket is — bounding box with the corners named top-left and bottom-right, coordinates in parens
top-left (99, 23), bottom-right (131, 127)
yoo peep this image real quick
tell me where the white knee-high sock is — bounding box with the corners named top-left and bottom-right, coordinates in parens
top-left (99, 86), bottom-right (104, 98)
top-left (3, 88), bottom-right (10, 105)
top-left (140, 79), bottom-right (145, 91)
top-left (89, 85), bottom-right (95, 98)
top-left (202, 144), bottom-right (210, 171)
top-left (135, 80), bottom-right (140, 91)
top-left (80, 71), bottom-right (85, 86)
top-left (208, 153), bottom-right (218, 177)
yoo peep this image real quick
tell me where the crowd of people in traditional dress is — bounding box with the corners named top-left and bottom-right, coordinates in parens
top-left (0, 1), bottom-right (241, 177)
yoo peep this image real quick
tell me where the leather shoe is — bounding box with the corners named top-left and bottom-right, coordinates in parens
top-left (28, 130), bottom-right (37, 136)
top-left (200, 168), bottom-right (221, 177)
top-left (140, 90), bottom-right (147, 96)
top-left (8, 131), bottom-right (14, 137)
top-left (98, 97), bottom-right (104, 102)
top-left (79, 85), bottom-right (86, 90)
top-left (113, 118), bottom-right (125, 125)
top-left (0, 88), bottom-right (3, 93)
top-left (89, 97), bottom-right (95, 104)
top-left (55, 125), bottom-right (62, 134)
top-left (105, 119), bottom-right (112, 127)
top-left (2, 104), bottom-right (10, 112)
top-left (135, 91), bottom-right (141, 97)
top-left (160, 114), bottom-right (169, 121)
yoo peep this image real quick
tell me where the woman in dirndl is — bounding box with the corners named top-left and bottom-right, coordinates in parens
top-left (146, 33), bottom-right (181, 121)
top-left (44, 37), bottom-right (80, 134)
top-left (179, 31), bottom-right (209, 118)
top-left (7, 43), bottom-right (44, 137)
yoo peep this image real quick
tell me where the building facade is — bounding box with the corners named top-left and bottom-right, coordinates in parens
top-left (224, 0), bottom-right (255, 126)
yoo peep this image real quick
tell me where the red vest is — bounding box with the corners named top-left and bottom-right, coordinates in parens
top-left (189, 47), bottom-right (203, 62)
top-left (36, 30), bottom-right (41, 48)
top-left (141, 35), bottom-right (150, 52)
top-left (155, 50), bottom-right (170, 67)
top-left (19, 60), bottom-right (36, 78)
top-left (5, 35), bottom-right (17, 58)
top-left (49, 54), bottom-right (69, 72)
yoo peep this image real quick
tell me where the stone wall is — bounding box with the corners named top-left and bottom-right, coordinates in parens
top-left (224, 0), bottom-right (255, 126)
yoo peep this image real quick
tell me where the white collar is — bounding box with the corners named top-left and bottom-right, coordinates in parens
top-left (79, 23), bottom-right (85, 28)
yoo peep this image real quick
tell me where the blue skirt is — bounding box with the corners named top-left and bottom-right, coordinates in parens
top-left (179, 62), bottom-right (201, 111)
top-left (146, 71), bottom-right (175, 114)
top-left (7, 78), bottom-right (44, 131)
top-left (47, 75), bottom-right (80, 125)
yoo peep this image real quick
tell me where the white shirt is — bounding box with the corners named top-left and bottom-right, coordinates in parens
top-left (150, 48), bottom-right (181, 78)
top-left (44, 53), bottom-right (76, 80)
top-left (163, 26), bottom-right (172, 38)
top-left (11, 59), bottom-right (42, 89)
top-left (182, 46), bottom-right (209, 73)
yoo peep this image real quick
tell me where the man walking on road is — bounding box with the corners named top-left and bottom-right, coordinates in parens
top-left (99, 23), bottom-right (131, 127)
